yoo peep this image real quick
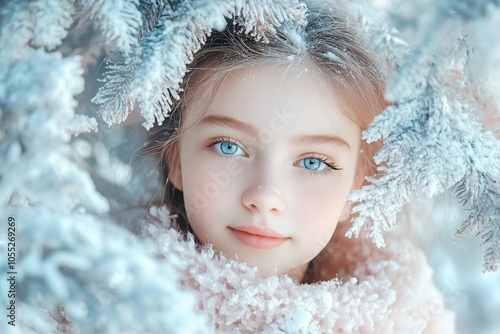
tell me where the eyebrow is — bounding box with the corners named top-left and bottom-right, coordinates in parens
top-left (199, 115), bottom-right (350, 150)
top-left (199, 115), bottom-right (259, 137)
top-left (291, 134), bottom-right (350, 150)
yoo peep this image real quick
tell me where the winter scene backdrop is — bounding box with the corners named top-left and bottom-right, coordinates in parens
top-left (0, 0), bottom-right (499, 333)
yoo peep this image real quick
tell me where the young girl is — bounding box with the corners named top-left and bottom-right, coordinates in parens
top-left (145, 0), bottom-right (455, 331)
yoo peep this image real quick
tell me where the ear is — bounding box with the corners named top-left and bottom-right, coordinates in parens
top-left (166, 145), bottom-right (183, 191)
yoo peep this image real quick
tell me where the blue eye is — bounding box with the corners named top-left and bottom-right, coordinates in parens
top-left (297, 157), bottom-right (328, 171)
top-left (213, 140), bottom-right (245, 156)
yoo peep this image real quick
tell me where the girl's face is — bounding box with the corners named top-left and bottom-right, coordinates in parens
top-left (170, 64), bottom-right (363, 282)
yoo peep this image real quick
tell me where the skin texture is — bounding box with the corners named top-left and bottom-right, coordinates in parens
top-left (169, 64), bottom-right (364, 282)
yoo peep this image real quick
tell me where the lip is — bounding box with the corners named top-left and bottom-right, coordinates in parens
top-left (228, 226), bottom-right (290, 250)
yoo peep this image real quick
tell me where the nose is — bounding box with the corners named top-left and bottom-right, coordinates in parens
top-left (242, 185), bottom-right (286, 214)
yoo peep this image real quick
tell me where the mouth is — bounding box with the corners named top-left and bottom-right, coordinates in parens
top-left (228, 226), bottom-right (290, 250)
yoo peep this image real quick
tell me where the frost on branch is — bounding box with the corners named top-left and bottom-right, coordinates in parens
top-left (0, 31), bottom-right (205, 334)
top-left (347, 73), bottom-right (500, 272)
top-left (0, 50), bottom-right (106, 213)
top-left (0, 0), bottom-right (142, 62)
top-left (0, 208), bottom-right (208, 333)
top-left (92, 0), bottom-right (307, 130)
top-left (78, 0), bottom-right (142, 54)
top-left (0, 0), bottom-right (74, 58)
top-left (385, 0), bottom-right (500, 102)
top-left (455, 155), bottom-right (500, 272)
top-left (344, 0), bottom-right (500, 272)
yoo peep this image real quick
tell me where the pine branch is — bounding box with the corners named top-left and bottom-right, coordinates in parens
top-left (0, 42), bottom-right (207, 333)
top-left (385, 0), bottom-right (500, 101)
top-left (348, 84), bottom-right (500, 271)
top-left (93, 0), bottom-right (307, 129)
top-left (0, 50), bottom-right (104, 213)
top-left (0, 0), bottom-right (75, 59)
top-left (1, 207), bottom-right (208, 333)
top-left (78, 0), bottom-right (142, 54)
top-left (137, 0), bottom-right (172, 37)
top-left (347, 5), bottom-right (500, 271)
top-left (236, 0), bottom-right (307, 41)
top-left (454, 141), bottom-right (500, 272)
top-left (91, 50), bottom-right (137, 127)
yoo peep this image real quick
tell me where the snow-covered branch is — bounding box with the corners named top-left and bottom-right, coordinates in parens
top-left (93, 0), bottom-right (307, 129)
top-left (0, 0), bottom-right (74, 59)
top-left (78, 0), bottom-right (142, 53)
top-left (348, 68), bottom-right (500, 272)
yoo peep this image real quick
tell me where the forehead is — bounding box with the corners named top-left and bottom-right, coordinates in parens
top-left (188, 64), bottom-right (361, 145)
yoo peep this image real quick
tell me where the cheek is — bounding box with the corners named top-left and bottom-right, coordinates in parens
top-left (180, 153), bottom-right (241, 225)
top-left (291, 185), bottom-right (347, 260)
top-left (297, 188), bottom-right (344, 232)
top-left (291, 172), bottom-right (355, 251)
top-left (295, 174), bottom-right (351, 221)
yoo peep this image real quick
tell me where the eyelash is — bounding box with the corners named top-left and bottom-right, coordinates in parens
top-left (302, 155), bottom-right (342, 177)
top-left (206, 136), bottom-right (342, 176)
top-left (206, 136), bottom-right (246, 159)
